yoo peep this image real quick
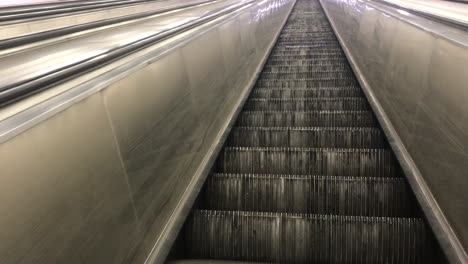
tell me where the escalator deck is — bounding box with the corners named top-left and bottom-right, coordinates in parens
top-left (170, 0), bottom-right (445, 263)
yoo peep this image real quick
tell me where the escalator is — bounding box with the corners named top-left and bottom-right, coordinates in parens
top-left (169, 0), bottom-right (446, 262)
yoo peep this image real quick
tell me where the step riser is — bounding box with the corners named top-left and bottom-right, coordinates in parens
top-left (236, 112), bottom-right (378, 127)
top-left (203, 175), bottom-right (416, 217)
top-left (186, 211), bottom-right (434, 263)
top-left (268, 54), bottom-right (345, 60)
top-left (260, 72), bottom-right (354, 80)
top-left (216, 148), bottom-right (398, 177)
top-left (250, 88), bottom-right (362, 98)
top-left (244, 99), bottom-right (369, 111)
top-left (227, 128), bottom-right (385, 148)
top-left (264, 62), bottom-right (349, 69)
top-left (256, 79), bottom-right (358, 88)
top-left (264, 59), bottom-right (348, 67)
top-left (262, 65), bottom-right (352, 73)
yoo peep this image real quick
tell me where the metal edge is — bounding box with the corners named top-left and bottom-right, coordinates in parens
top-left (142, 1), bottom-right (297, 263)
top-left (318, 0), bottom-right (468, 263)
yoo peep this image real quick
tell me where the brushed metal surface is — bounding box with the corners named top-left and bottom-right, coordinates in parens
top-left (376, 0), bottom-right (468, 27)
top-left (0, 0), bottom-right (244, 95)
top-left (0, 0), bottom-right (294, 262)
top-left (320, 0), bottom-right (468, 262)
top-left (0, 0), bottom-right (209, 40)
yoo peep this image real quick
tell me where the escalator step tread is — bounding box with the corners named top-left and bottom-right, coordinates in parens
top-left (255, 78), bottom-right (358, 88)
top-left (259, 71), bottom-right (354, 79)
top-left (201, 173), bottom-right (417, 217)
top-left (250, 87), bottom-right (362, 98)
top-left (262, 65), bottom-right (352, 73)
top-left (168, 261), bottom-right (261, 264)
top-left (185, 210), bottom-right (435, 263)
top-left (216, 147), bottom-right (399, 177)
top-left (227, 127), bottom-right (386, 148)
top-left (263, 64), bottom-right (350, 72)
top-left (244, 98), bottom-right (369, 111)
top-left (264, 59), bottom-right (348, 67)
top-left (235, 111), bottom-right (378, 127)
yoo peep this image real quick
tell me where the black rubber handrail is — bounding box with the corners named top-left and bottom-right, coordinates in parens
top-left (0, 0), bottom-right (217, 50)
top-left (0, 0), bottom-right (167, 23)
top-left (0, 0), bottom-right (256, 106)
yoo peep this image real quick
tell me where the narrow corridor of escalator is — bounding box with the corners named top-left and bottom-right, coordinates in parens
top-left (171, 0), bottom-right (445, 262)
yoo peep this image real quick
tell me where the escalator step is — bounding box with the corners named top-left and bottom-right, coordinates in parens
top-left (277, 38), bottom-right (338, 43)
top-left (264, 58), bottom-right (348, 67)
top-left (235, 111), bottom-right (378, 127)
top-left (273, 43), bottom-right (341, 48)
top-left (268, 53), bottom-right (345, 61)
top-left (250, 88), bottom-right (362, 98)
top-left (280, 29), bottom-right (333, 32)
top-left (226, 127), bottom-right (385, 148)
top-left (262, 65), bottom-right (352, 73)
top-left (259, 71), bottom-right (354, 79)
top-left (169, 261), bottom-right (259, 264)
top-left (201, 174), bottom-right (417, 217)
top-left (255, 77), bottom-right (358, 88)
top-left (185, 210), bottom-right (434, 263)
top-left (244, 98), bottom-right (369, 111)
top-left (270, 49), bottom-right (343, 56)
top-left (279, 34), bottom-right (336, 38)
top-left (215, 147), bottom-right (398, 177)
top-left (275, 43), bottom-right (341, 49)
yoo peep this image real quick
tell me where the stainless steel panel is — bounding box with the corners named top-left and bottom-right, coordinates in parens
top-left (0, 95), bottom-right (140, 263)
top-left (320, 0), bottom-right (468, 262)
top-left (0, 0), bottom-right (295, 263)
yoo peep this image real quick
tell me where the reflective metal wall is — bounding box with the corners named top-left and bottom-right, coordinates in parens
top-left (320, 0), bottom-right (468, 262)
top-left (0, 0), bottom-right (295, 263)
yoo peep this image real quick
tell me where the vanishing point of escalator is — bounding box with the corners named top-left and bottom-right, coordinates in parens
top-left (170, 0), bottom-right (445, 262)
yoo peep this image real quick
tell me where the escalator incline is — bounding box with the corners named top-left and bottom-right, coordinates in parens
top-left (170, 0), bottom-right (445, 263)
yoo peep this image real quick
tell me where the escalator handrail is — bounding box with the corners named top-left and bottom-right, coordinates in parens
top-left (0, 0), bottom-right (168, 23)
top-left (0, 0), bottom-right (257, 107)
top-left (0, 0), bottom-right (219, 50)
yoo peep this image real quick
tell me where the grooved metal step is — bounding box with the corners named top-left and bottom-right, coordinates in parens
top-left (250, 88), bottom-right (362, 98)
top-left (270, 48), bottom-right (343, 55)
top-left (215, 147), bottom-right (398, 177)
top-left (201, 174), bottom-right (417, 217)
top-left (264, 58), bottom-right (348, 67)
top-left (274, 43), bottom-right (341, 49)
top-left (243, 98), bottom-right (369, 111)
top-left (268, 53), bottom-right (345, 60)
top-left (255, 77), bottom-right (358, 88)
top-left (235, 111), bottom-right (378, 127)
top-left (260, 70), bottom-right (354, 80)
top-left (262, 64), bottom-right (352, 73)
top-left (184, 210), bottom-right (434, 263)
top-left (278, 36), bottom-right (337, 42)
top-left (226, 127), bottom-right (385, 148)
